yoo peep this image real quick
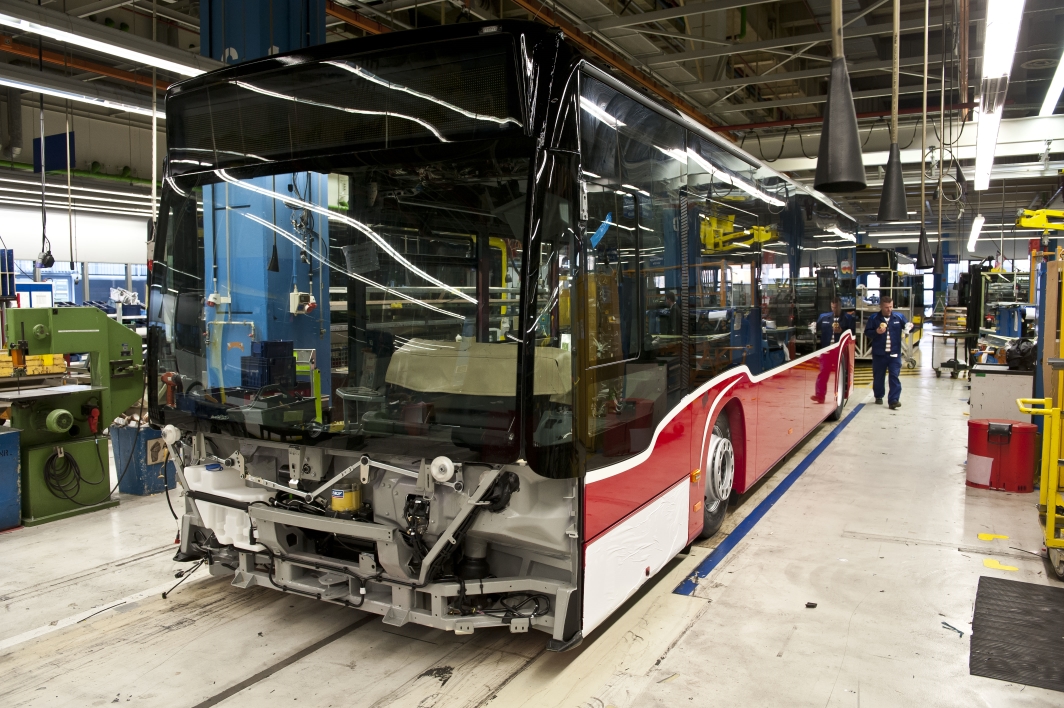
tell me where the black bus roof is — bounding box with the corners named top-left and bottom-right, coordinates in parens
top-left (167, 19), bottom-right (856, 226)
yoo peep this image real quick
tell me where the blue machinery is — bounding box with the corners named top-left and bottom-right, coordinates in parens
top-left (197, 2), bottom-right (331, 403)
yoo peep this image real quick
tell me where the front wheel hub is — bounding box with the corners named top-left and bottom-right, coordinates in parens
top-left (706, 434), bottom-right (734, 506)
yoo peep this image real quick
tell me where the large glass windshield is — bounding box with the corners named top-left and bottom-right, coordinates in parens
top-left (149, 145), bottom-right (530, 463)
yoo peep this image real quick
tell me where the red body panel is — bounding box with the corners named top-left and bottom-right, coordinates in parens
top-left (584, 335), bottom-right (854, 543)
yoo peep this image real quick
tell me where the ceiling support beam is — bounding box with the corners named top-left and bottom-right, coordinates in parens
top-left (0, 59), bottom-right (153, 116)
top-left (0, 0), bottom-right (222, 75)
top-left (0, 33), bottom-right (169, 91)
top-left (642, 17), bottom-right (948, 68)
top-left (712, 82), bottom-right (940, 114)
top-left (589, 0), bottom-right (777, 32)
top-left (681, 55), bottom-right (938, 93)
top-left (326, 0), bottom-right (391, 34)
top-left (506, 0), bottom-right (718, 131)
top-left (714, 102), bottom-right (976, 133)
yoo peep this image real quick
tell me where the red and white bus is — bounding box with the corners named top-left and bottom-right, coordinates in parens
top-left (149, 20), bottom-right (856, 652)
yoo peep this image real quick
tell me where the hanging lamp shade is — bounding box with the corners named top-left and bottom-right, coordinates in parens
top-left (878, 143), bottom-right (909, 221)
top-left (915, 226), bottom-right (934, 270)
top-left (814, 58), bottom-right (866, 193)
top-left (267, 234), bottom-right (280, 272)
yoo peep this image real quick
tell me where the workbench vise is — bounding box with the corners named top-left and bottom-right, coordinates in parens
top-left (3, 307), bottom-right (143, 525)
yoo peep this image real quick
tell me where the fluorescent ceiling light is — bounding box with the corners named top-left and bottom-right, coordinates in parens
top-left (0, 176), bottom-right (152, 200)
top-left (830, 227), bottom-right (856, 242)
top-left (974, 0), bottom-right (1025, 191)
top-left (0, 75), bottom-right (153, 117)
top-left (968, 214), bottom-right (986, 252)
top-left (974, 109), bottom-right (1003, 191)
top-left (0, 194), bottom-right (149, 217)
top-left (0, 10), bottom-right (204, 77)
top-left (1040, 48), bottom-right (1064, 116)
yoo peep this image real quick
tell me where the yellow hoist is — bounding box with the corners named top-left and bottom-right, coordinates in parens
top-left (699, 213), bottom-right (776, 253)
top-left (1016, 209), bottom-right (1064, 235)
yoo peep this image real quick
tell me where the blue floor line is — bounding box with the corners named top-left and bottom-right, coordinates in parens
top-left (674, 403), bottom-right (866, 596)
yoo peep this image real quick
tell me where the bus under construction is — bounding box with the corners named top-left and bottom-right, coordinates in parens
top-left (149, 20), bottom-right (857, 651)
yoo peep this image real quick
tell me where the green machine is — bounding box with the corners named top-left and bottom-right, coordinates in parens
top-left (3, 307), bottom-right (143, 525)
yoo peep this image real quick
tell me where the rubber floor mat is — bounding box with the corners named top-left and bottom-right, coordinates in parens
top-left (970, 576), bottom-right (1064, 692)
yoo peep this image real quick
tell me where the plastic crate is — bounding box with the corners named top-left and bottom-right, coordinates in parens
top-left (252, 340), bottom-right (294, 359)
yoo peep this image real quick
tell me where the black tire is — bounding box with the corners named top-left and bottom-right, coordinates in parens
top-left (828, 358), bottom-right (849, 421)
top-left (699, 414), bottom-right (734, 539)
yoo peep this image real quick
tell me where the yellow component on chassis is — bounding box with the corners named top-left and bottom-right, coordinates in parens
top-left (1017, 397), bottom-right (1064, 578)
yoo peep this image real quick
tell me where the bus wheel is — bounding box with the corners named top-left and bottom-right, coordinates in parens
top-left (829, 359), bottom-right (849, 422)
top-left (699, 415), bottom-right (734, 539)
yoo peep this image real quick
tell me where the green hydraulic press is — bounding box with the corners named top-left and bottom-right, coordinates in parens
top-left (4, 307), bottom-right (143, 525)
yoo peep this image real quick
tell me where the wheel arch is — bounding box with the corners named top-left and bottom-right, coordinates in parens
top-left (713, 397), bottom-right (750, 495)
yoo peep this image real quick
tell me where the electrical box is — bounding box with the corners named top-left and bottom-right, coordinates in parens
top-left (969, 364), bottom-right (1033, 424)
top-left (289, 290), bottom-right (316, 315)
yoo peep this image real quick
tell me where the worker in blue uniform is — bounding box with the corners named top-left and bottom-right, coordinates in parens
top-left (864, 296), bottom-right (913, 409)
top-left (810, 296), bottom-right (856, 403)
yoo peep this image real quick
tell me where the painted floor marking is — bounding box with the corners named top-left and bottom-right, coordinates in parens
top-left (674, 403), bottom-right (865, 595)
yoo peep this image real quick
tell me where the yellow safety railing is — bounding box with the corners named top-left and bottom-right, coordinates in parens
top-left (1017, 398), bottom-right (1064, 550)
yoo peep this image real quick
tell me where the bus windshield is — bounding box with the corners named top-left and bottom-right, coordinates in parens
top-left (149, 146), bottom-right (531, 462)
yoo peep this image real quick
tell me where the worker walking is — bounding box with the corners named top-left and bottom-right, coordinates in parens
top-left (864, 296), bottom-right (913, 409)
top-left (811, 296), bottom-right (856, 403)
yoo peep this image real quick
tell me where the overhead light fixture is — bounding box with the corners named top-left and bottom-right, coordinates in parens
top-left (1040, 48), bottom-right (1064, 116)
top-left (968, 214), bottom-right (986, 252)
top-left (0, 8), bottom-right (206, 77)
top-left (814, 0), bottom-right (866, 193)
top-left (915, 226), bottom-right (934, 269)
top-left (975, 0), bottom-right (1026, 190)
top-left (878, 0), bottom-right (908, 221)
top-left (0, 75), bottom-right (154, 117)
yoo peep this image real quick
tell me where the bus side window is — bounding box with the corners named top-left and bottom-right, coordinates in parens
top-left (578, 75), bottom-right (681, 469)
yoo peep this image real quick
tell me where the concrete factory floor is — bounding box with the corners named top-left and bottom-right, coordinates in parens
top-left (1, 335), bottom-right (1061, 707)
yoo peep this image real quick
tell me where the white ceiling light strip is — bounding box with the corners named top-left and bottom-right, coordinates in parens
top-left (974, 0), bottom-right (1025, 191)
top-left (0, 194), bottom-right (149, 217)
top-left (0, 3), bottom-right (210, 77)
top-left (0, 177), bottom-right (153, 200)
top-left (967, 215), bottom-right (986, 252)
top-left (1040, 47), bottom-right (1064, 116)
top-left (0, 75), bottom-right (153, 117)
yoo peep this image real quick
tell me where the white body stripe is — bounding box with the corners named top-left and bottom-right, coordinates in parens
top-left (582, 477), bottom-right (689, 635)
top-left (584, 331), bottom-right (852, 485)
